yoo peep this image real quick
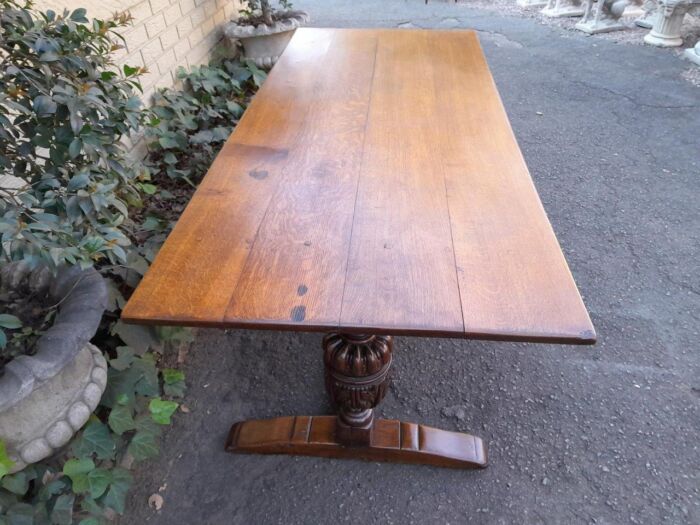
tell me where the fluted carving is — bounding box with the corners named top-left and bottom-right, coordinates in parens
top-left (323, 334), bottom-right (393, 441)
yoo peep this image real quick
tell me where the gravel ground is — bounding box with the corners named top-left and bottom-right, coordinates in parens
top-left (122, 1), bottom-right (699, 524)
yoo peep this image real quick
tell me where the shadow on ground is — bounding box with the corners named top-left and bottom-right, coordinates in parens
top-left (123, 1), bottom-right (699, 523)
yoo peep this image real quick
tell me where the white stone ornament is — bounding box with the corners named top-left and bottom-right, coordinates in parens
top-left (542, 0), bottom-right (586, 17)
top-left (517, 0), bottom-right (548, 7)
top-left (644, 0), bottom-right (700, 47)
top-left (684, 41), bottom-right (700, 64)
top-left (635, 0), bottom-right (659, 27)
top-left (224, 10), bottom-right (310, 68)
top-left (577, 0), bottom-right (643, 34)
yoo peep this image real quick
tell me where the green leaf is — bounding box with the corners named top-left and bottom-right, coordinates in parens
top-left (0, 314), bottom-right (22, 329)
top-left (140, 183), bottom-right (157, 195)
top-left (80, 496), bottom-right (103, 517)
top-left (72, 422), bottom-right (116, 460)
top-left (63, 458), bottom-right (95, 479)
top-left (132, 354), bottom-right (160, 397)
top-left (70, 8), bottom-right (88, 22)
top-left (0, 440), bottom-right (15, 479)
top-left (164, 380), bottom-right (186, 398)
top-left (67, 173), bottom-right (90, 191)
top-left (162, 368), bottom-right (184, 384)
top-left (63, 458), bottom-right (94, 493)
top-left (37, 477), bottom-right (68, 502)
top-left (79, 519), bottom-right (101, 525)
top-left (33, 95), bottom-right (57, 115)
top-left (108, 403), bottom-right (136, 435)
top-left (149, 398), bottom-right (178, 425)
top-left (109, 346), bottom-right (136, 371)
top-left (123, 64), bottom-right (140, 77)
top-left (39, 50), bottom-right (59, 62)
top-left (0, 329), bottom-right (6, 349)
top-left (68, 138), bottom-right (82, 158)
top-left (5, 502), bottom-right (34, 525)
top-left (162, 368), bottom-right (186, 397)
top-left (112, 321), bottom-right (158, 353)
top-left (158, 136), bottom-right (179, 149)
top-left (127, 429), bottom-right (160, 461)
top-left (50, 493), bottom-right (74, 525)
top-left (63, 458), bottom-right (95, 494)
top-left (87, 468), bottom-right (112, 499)
top-left (100, 468), bottom-right (132, 515)
top-left (1, 472), bottom-right (28, 495)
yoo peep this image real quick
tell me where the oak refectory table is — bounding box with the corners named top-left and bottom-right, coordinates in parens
top-left (122, 28), bottom-right (595, 469)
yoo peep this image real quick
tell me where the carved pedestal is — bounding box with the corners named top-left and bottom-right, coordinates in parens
top-left (323, 333), bottom-right (392, 446)
top-left (644, 0), bottom-right (700, 47)
top-left (226, 333), bottom-right (488, 469)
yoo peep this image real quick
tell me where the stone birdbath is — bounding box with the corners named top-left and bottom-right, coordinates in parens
top-left (224, 0), bottom-right (309, 68)
top-left (0, 262), bottom-right (108, 473)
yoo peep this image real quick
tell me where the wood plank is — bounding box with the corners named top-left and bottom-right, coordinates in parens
top-left (428, 31), bottom-right (595, 343)
top-left (339, 30), bottom-right (465, 336)
top-left (223, 30), bottom-right (377, 330)
top-left (121, 29), bottom-right (334, 326)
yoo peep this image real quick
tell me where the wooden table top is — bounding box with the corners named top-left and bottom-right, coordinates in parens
top-left (122, 28), bottom-right (595, 344)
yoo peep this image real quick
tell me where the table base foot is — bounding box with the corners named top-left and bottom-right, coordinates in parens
top-left (225, 415), bottom-right (488, 469)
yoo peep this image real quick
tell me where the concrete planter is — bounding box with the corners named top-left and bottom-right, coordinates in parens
top-left (0, 263), bottom-right (108, 472)
top-left (224, 10), bottom-right (310, 68)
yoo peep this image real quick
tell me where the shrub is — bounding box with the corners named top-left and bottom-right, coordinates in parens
top-left (0, 0), bottom-right (147, 271)
top-left (238, 0), bottom-right (294, 26)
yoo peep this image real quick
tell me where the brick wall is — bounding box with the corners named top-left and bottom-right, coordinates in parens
top-left (37, 0), bottom-right (242, 99)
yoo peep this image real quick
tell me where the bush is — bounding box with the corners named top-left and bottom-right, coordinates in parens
top-left (0, 2), bottom-right (265, 522)
top-left (0, 0), bottom-right (147, 271)
top-left (144, 60), bottom-right (265, 185)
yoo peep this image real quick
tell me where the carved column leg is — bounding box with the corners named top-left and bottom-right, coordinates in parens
top-left (323, 333), bottom-right (392, 446)
top-left (226, 333), bottom-right (488, 469)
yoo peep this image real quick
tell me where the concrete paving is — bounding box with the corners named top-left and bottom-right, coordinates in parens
top-left (123, 1), bottom-right (700, 523)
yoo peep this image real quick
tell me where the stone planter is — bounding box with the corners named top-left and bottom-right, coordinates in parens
top-left (223, 10), bottom-right (310, 68)
top-left (0, 263), bottom-right (108, 473)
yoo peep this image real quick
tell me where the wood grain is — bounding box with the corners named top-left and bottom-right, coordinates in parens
top-left (429, 31), bottom-right (596, 343)
top-left (224, 30), bottom-right (377, 329)
top-left (339, 31), bottom-right (464, 335)
top-left (226, 416), bottom-right (488, 469)
top-left (122, 28), bottom-right (595, 344)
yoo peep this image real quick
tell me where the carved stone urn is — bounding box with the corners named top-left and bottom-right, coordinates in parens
top-left (223, 10), bottom-right (310, 68)
top-left (0, 262), bottom-right (108, 472)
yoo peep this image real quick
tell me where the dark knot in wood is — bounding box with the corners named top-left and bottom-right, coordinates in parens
top-left (323, 333), bottom-right (393, 439)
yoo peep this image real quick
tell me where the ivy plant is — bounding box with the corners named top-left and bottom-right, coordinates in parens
top-left (0, 0), bottom-right (148, 271)
top-left (143, 60), bottom-right (265, 185)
